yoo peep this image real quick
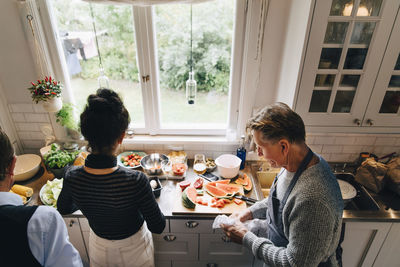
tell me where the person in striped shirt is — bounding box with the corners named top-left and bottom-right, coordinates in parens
top-left (58, 88), bottom-right (165, 267)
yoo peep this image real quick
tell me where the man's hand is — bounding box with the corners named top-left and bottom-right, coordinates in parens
top-left (221, 222), bottom-right (249, 244)
top-left (229, 209), bottom-right (253, 223)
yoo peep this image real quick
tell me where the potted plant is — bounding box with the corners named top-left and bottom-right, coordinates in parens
top-left (28, 76), bottom-right (62, 112)
top-left (55, 103), bottom-right (81, 140)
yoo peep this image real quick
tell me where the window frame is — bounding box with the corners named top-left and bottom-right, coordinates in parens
top-left (34, 0), bottom-right (255, 138)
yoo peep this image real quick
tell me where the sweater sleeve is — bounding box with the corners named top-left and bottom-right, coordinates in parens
top-left (57, 174), bottom-right (79, 215)
top-left (243, 198), bottom-right (338, 267)
top-left (248, 197), bottom-right (268, 219)
top-left (137, 173), bottom-right (166, 234)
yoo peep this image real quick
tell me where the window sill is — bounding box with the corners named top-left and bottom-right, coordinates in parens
top-left (122, 134), bottom-right (240, 146)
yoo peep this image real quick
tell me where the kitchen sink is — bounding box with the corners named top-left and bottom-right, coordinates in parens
top-left (335, 173), bottom-right (380, 211)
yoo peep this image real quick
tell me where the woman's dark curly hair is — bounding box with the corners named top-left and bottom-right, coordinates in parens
top-left (80, 89), bottom-right (130, 154)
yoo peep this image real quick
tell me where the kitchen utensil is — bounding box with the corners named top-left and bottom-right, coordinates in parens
top-left (14, 154), bottom-right (41, 181)
top-left (149, 177), bottom-right (162, 198)
top-left (193, 154), bottom-right (207, 175)
top-left (140, 153), bottom-right (169, 175)
top-left (215, 154), bottom-right (241, 179)
top-left (233, 195), bottom-right (257, 204)
top-left (199, 173), bottom-right (221, 182)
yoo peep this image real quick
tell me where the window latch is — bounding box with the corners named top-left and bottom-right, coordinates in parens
top-left (142, 75), bottom-right (150, 83)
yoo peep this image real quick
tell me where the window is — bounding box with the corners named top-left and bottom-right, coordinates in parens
top-left (47, 0), bottom-right (243, 136)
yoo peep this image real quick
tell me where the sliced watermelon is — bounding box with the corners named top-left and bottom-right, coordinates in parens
top-left (215, 183), bottom-right (242, 196)
top-left (243, 174), bottom-right (253, 193)
top-left (182, 186), bottom-right (197, 209)
top-left (233, 198), bottom-right (243, 205)
top-left (234, 174), bottom-right (248, 186)
top-left (193, 177), bottom-right (204, 189)
top-left (206, 179), bottom-right (231, 187)
top-left (178, 180), bottom-right (191, 191)
top-left (204, 183), bottom-right (231, 199)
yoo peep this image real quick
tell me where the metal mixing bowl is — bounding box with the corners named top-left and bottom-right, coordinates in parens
top-left (140, 153), bottom-right (169, 175)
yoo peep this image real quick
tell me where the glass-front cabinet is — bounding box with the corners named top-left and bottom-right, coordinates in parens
top-left (295, 0), bottom-right (400, 128)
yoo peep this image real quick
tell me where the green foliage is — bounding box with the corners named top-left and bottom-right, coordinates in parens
top-left (55, 103), bottom-right (79, 131)
top-left (44, 143), bottom-right (79, 169)
top-left (52, 0), bottom-right (233, 92)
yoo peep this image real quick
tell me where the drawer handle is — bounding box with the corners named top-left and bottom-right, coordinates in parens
top-left (163, 235), bottom-right (177, 242)
top-left (185, 221), bottom-right (199, 228)
top-left (207, 264), bottom-right (218, 267)
top-left (69, 220), bottom-right (75, 227)
top-left (221, 235), bottom-right (231, 243)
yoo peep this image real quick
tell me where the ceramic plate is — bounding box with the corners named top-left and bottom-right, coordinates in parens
top-left (338, 179), bottom-right (357, 200)
top-left (117, 151), bottom-right (147, 169)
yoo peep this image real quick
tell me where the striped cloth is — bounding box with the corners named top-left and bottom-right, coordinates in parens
top-left (57, 166), bottom-right (166, 240)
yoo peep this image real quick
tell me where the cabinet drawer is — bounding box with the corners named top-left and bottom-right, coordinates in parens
top-left (170, 218), bottom-right (213, 233)
top-left (153, 232), bottom-right (198, 261)
top-left (173, 260), bottom-right (253, 267)
top-left (79, 218), bottom-right (90, 232)
top-left (199, 233), bottom-right (253, 261)
top-left (156, 261), bottom-right (172, 267)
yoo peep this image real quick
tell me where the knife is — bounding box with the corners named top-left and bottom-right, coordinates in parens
top-left (233, 195), bottom-right (258, 204)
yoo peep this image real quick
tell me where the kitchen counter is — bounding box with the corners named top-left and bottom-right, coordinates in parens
top-left (21, 160), bottom-right (400, 222)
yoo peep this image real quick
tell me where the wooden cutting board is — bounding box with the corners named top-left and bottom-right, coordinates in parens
top-left (172, 182), bottom-right (247, 215)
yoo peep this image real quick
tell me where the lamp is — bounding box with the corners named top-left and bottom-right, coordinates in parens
top-left (186, 5), bottom-right (197, 105)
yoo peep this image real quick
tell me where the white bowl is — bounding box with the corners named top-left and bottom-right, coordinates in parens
top-left (14, 154), bottom-right (41, 181)
top-left (215, 154), bottom-right (242, 179)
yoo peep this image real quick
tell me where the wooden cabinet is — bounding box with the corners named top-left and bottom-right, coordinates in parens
top-left (153, 232), bottom-right (199, 261)
top-left (342, 222), bottom-right (391, 267)
top-left (64, 218), bottom-right (90, 267)
top-left (295, 0), bottom-right (400, 131)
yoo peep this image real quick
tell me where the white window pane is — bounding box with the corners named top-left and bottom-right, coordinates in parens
top-left (154, 0), bottom-right (234, 129)
top-left (51, 0), bottom-right (145, 127)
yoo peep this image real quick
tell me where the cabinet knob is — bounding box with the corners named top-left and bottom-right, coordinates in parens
top-left (185, 221), bottom-right (199, 228)
top-left (69, 220), bottom-right (75, 227)
top-left (353, 119), bottom-right (361, 126)
top-left (221, 235), bottom-right (231, 243)
top-left (163, 235), bottom-right (177, 242)
top-left (366, 119), bottom-right (374, 126)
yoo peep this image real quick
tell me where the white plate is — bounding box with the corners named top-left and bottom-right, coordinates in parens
top-left (117, 151), bottom-right (147, 169)
top-left (338, 179), bottom-right (357, 200)
top-left (39, 179), bottom-right (63, 207)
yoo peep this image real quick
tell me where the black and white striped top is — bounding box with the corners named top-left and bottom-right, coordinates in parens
top-left (57, 166), bottom-right (166, 240)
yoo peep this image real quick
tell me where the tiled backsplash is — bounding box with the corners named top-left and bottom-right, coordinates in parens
top-left (9, 103), bottom-right (400, 162)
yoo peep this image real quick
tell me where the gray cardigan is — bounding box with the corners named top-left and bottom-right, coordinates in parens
top-left (244, 155), bottom-right (343, 267)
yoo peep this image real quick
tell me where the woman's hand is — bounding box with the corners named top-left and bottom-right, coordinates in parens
top-left (229, 209), bottom-right (253, 223)
top-left (221, 222), bottom-right (249, 245)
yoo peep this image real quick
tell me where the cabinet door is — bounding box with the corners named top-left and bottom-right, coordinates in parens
top-left (364, 8), bottom-right (400, 127)
top-left (373, 223), bottom-right (400, 267)
top-left (342, 222), bottom-right (391, 267)
top-left (199, 233), bottom-right (253, 262)
top-left (64, 218), bottom-right (90, 267)
top-left (296, 0), bottom-right (400, 127)
top-left (153, 233), bottom-right (198, 261)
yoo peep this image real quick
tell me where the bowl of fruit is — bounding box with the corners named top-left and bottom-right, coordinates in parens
top-left (118, 151), bottom-right (147, 169)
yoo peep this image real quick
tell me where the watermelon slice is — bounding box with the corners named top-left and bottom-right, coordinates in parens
top-left (206, 179), bottom-right (231, 187)
top-left (234, 173), bottom-right (252, 193)
top-left (204, 183), bottom-right (231, 198)
top-left (182, 186), bottom-right (197, 209)
top-left (215, 183), bottom-right (242, 196)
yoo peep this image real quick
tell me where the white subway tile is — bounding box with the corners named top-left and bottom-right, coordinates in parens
top-left (22, 148), bottom-right (39, 155)
top-left (354, 136), bottom-right (376, 145)
top-left (203, 144), bottom-right (223, 152)
top-left (362, 146), bottom-right (375, 153)
top-left (305, 135), bottom-right (315, 145)
top-left (183, 144), bottom-right (204, 151)
top-left (375, 137), bottom-right (396, 146)
top-left (213, 151), bottom-right (235, 158)
top-left (348, 153), bottom-right (359, 162)
top-left (18, 132), bottom-right (31, 140)
top-left (381, 146), bottom-right (400, 155)
top-left (372, 147), bottom-right (385, 155)
top-left (11, 113), bottom-right (25, 123)
top-left (320, 153), bottom-right (331, 161)
top-left (342, 145), bottom-right (364, 153)
top-left (22, 140), bottom-right (45, 149)
top-left (322, 145), bottom-right (342, 153)
top-left (309, 144), bottom-right (323, 154)
top-left (24, 113), bottom-right (50, 123)
top-left (220, 144), bottom-right (237, 151)
top-left (143, 144), bottom-right (164, 151)
top-left (330, 153), bottom-right (352, 162)
top-left (15, 123), bottom-right (39, 132)
top-left (33, 104), bottom-right (46, 113)
top-left (9, 103), bottom-right (34, 113)
top-left (313, 136), bottom-right (335, 145)
top-left (123, 143), bottom-right (144, 150)
top-left (334, 137), bottom-right (356, 145)
top-left (30, 132), bottom-right (45, 140)
top-left (164, 144), bottom-right (184, 151)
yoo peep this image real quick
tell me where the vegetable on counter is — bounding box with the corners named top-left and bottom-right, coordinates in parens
top-left (41, 178), bottom-right (63, 207)
top-left (44, 143), bottom-right (80, 169)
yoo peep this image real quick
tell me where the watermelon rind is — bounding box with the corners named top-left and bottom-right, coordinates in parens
top-left (182, 187), bottom-right (197, 209)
